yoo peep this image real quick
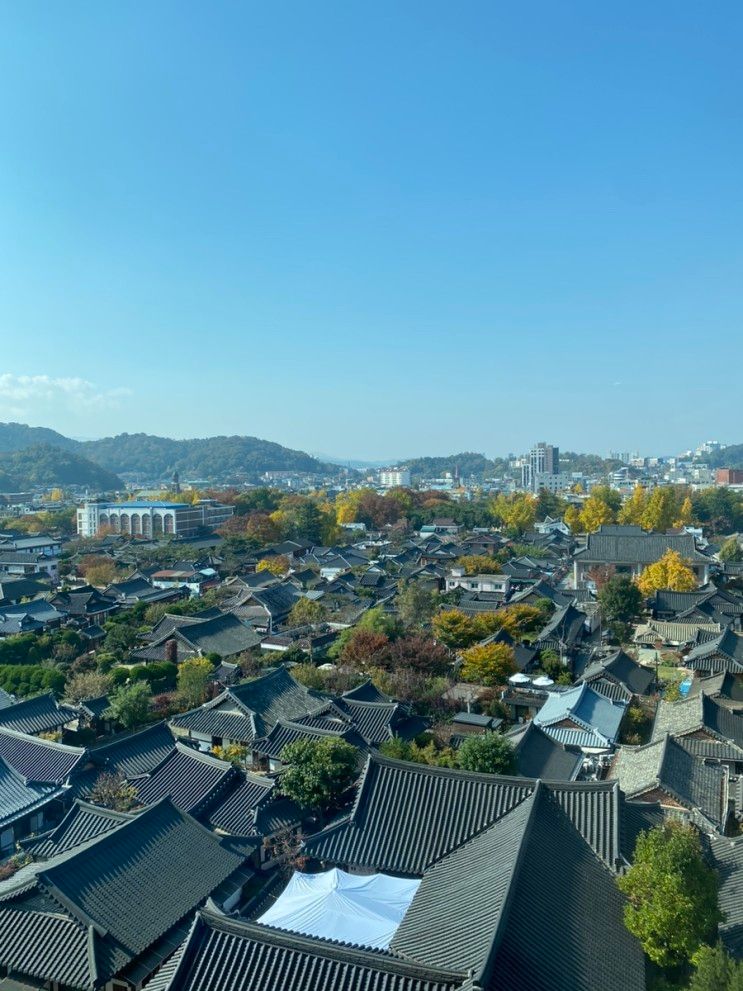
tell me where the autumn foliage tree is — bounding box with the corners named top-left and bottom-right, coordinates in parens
top-left (459, 643), bottom-right (516, 687)
top-left (636, 549), bottom-right (697, 596)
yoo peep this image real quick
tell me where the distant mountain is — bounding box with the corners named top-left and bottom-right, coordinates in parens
top-left (79, 433), bottom-right (337, 479)
top-left (0, 424), bottom-right (342, 481)
top-left (0, 445), bottom-right (122, 492)
top-left (0, 422), bottom-right (79, 453)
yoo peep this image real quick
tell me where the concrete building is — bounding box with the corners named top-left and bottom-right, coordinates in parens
top-left (77, 499), bottom-right (234, 538)
top-left (521, 442), bottom-right (560, 492)
top-left (378, 468), bottom-right (411, 488)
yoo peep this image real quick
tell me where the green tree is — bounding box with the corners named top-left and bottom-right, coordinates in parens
top-left (689, 943), bottom-right (738, 991)
top-left (397, 581), bottom-right (438, 629)
top-left (617, 821), bottom-right (722, 968)
top-left (104, 681), bottom-right (152, 730)
top-left (460, 642), bottom-right (517, 687)
top-left (288, 597), bottom-right (328, 626)
top-left (598, 575), bottom-right (643, 627)
top-left (176, 657), bottom-right (214, 709)
top-left (457, 732), bottom-right (516, 774)
top-left (279, 737), bottom-right (359, 813)
top-left (719, 536), bottom-right (743, 563)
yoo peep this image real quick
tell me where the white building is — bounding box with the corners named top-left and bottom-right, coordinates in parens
top-left (378, 468), bottom-right (411, 488)
top-left (446, 568), bottom-right (511, 595)
top-left (77, 499), bottom-right (234, 538)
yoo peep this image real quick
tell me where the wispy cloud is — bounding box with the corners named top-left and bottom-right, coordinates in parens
top-left (0, 374), bottom-right (131, 418)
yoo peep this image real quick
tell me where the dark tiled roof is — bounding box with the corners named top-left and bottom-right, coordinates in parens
top-left (171, 705), bottom-right (257, 743)
top-left (334, 698), bottom-right (402, 745)
top-left (173, 666), bottom-right (324, 745)
top-left (0, 756), bottom-right (62, 829)
top-left (253, 719), bottom-right (367, 762)
top-left (576, 527), bottom-right (709, 564)
top-left (710, 833), bottom-right (743, 958)
top-left (580, 649), bottom-right (655, 696)
top-left (0, 728), bottom-right (86, 784)
top-left (0, 692), bottom-right (77, 736)
top-left (487, 786), bottom-right (645, 991)
top-left (89, 721), bottom-right (176, 777)
top-left (391, 786), bottom-right (645, 991)
top-left (208, 772), bottom-right (275, 835)
top-left (23, 799), bottom-right (134, 858)
top-left (0, 799), bottom-right (250, 989)
top-left (135, 743), bottom-right (237, 815)
top-left (686, 629), bottom-right (743, 673)
top-left (610, 734), bottom-right (728, 830)
top-left (341, 680), bottom-right (392, 703)
top-left (228, 667), bottom-right (325, 736)
top-left (507, 721), bottom-right (582, 781)
top-left (146, 910), bottom-right (467, 991)
top-left (306, 752), bottom-right (622, 874)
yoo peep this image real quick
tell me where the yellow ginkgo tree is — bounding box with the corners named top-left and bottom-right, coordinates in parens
top-left (636, 549), bottom-right (697, 596)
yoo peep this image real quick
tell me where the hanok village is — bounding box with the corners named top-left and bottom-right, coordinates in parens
top-left (1, 477), bottom-right (743, 991)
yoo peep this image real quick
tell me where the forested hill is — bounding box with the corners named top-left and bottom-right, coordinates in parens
top-left (0, 424), bottom-right (338, 481)
top-left (0, 445), bottom-right (122, 491)
top-left (79, 433), bottom-right (336, 478)
top-left (0, 422), bottom-right (79, 453)
top-left (706, 446), bottom-right (743, 469)
top-left (399, 453), bottom-right (496, 479)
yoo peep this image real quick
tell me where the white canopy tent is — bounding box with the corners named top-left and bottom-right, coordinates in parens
top-left (257, 868), bottom-right (421, 950)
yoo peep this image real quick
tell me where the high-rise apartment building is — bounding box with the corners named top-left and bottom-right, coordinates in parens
top-left (521, 442), bottom-right (560, 492)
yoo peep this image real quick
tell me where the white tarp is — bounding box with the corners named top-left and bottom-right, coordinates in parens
top-left (257, 868), bottom-right (421, 950)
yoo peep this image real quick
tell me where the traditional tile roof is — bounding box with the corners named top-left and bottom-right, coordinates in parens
top-left (579, 649), bottom-right (655, 697)
top-left (0, 727), bottom-right (87, 784)
top-left (686, 628), bottom-right (743, 673)
top-left (709, 833), bottom-right (743, 958)
top-left (174, 666), bottom-right (325, 745)
top-left (575, 525), bottom-right (710, 565)
top-left (253, 719), bottom-right (367, 762)
top-left (207, 771), bottom-right (275, 835)
top-left (135, 743), bottom-right (237, 815)
top-left (391, 784), bottom-right (645, 991)
top-left (305, 752), bottom-right (623, 874)
top-left (0, 756), bottom-right (63, 829)
top-left (534, 683), bottom-right (627, 749)
top-left (634, 619), bottom-right (721, 645)
top-left (0, 692), bottom-right (77, 736)
top-left (652, 692), bottom-right (743, 752)
top-left (0, 799), bottom-right (251, 990)
top-left (333, 697), bottom-right (405, 745)
top-left (609, 734), bottom-right (728, 830)
top-left (22, 799), bottom-right (134, 858)
top-left (534, 602), bottom-right (587, 648)
top-left (506, 721), bottom-right (582, 781)
top-left (88, 721), bottom-right (176, 778)
top-left (145, 910), bottom-right (468, 991)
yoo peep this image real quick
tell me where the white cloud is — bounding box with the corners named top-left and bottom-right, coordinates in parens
top-left (0, 374), bottom-right (131, 419)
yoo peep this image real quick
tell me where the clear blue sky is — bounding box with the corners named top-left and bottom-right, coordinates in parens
top-left (1, 2), bottom-right (741, 461)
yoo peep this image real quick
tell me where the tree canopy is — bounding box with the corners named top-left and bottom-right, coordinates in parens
top-left (617, 821), bottom-right (722, 968)
top-left (279, 737), bottom-right (359, 813)
top-left (457, 732), bottom-right (516, 774)
top-left (637, 550), bottom-right (697, 596)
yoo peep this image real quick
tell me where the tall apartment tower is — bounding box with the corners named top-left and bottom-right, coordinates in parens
top-left (521, 442), bottom-right (560, 491)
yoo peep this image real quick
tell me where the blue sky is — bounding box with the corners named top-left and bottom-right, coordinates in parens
top-left (0, 2), bottom-right (741, 460)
